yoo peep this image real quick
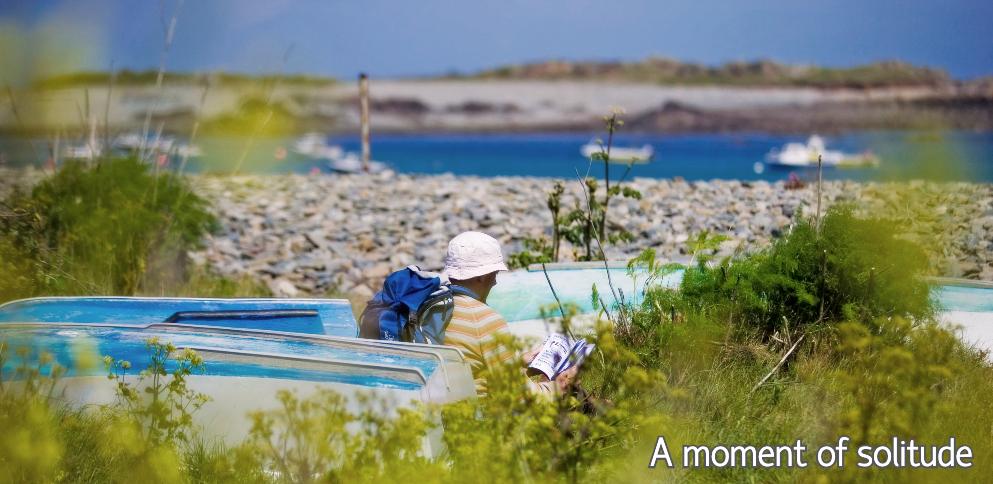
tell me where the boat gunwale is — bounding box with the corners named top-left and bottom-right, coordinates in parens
top-left (927, 277), bottom-right (993, 289)
top-left (0, 321), bottom-right (468, 388)
top-left (175, 345), bottom-right (430, 388)
top-left (0, 295), bottom-right (356, 309)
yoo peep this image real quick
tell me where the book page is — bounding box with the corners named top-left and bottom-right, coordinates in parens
top-left (553, 339), bottom-right (595, 378)
top-left (528, 334), bottom-right (572, 380)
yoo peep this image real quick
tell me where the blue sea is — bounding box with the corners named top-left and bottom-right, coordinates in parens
top-left (4, 131), bottom-right (993, 182)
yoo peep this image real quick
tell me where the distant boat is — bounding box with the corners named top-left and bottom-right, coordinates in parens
top-left (174, 143), bottom-right (203, 158)
top-left (765, 135), bottom-right (879, 168)
top-left (328, 153), bottom-right (390, 174)
top-left (114, 133), bottom-right (201, 159)
top-left (292, 133), bottom-right (344, 160)
top-left (114, 133), bottom-right (176, 153)
top-left (63, 143), bottom-right (103, 160)
top-left (64, 119), bottom-right (103, 160)
top-left (580, 142), bottom-right (654, 164)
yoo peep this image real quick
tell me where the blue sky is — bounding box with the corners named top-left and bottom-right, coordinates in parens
top-left (3, 0), bottom-right (993, 80)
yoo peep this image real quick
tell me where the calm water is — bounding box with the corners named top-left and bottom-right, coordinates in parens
top-left (489, 268), bottom-right (993, 322)
top-left (3, 131), bottom-right (993, 182)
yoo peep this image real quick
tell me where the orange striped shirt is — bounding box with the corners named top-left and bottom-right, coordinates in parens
top-left (442, 294), bottom-right (558, 396)
top-left (443, 295), bottom-right (515, 389)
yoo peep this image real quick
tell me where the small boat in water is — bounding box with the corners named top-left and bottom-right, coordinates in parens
top-left (765, 135), bottom-right (879, 168)
top-left (113, 133), bottom-right (202, 159)
top-left (329, 153), bottom-right (391, 174)
top-left (292, 133), bottom-right (344, 160)
top-left (580, 142), bottom-right (654, 163)
top-left (63, 121), bottom-right (103, 160)
top-left (114, 133), bottom-right (170, 152)
top-left (63, 142), bottom-right (103, 160)
top-left (174, 143), bottom-right (203, 158)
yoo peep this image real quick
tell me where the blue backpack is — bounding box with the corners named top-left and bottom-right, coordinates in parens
top-left (358, 265), bottom-right (473, 344)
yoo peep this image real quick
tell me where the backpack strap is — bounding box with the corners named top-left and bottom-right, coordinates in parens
top-left (409, 286), bottom-right (454, 344)
top-left (407, 284), bottom-right (480, 344)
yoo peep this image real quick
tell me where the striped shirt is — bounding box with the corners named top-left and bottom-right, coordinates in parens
top-left (443, 294), bottom-right (556, 395)
top-left (444, 295), bottom-right (515, 373)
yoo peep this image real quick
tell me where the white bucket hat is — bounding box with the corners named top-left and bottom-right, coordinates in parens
top-left (442, 231), bottom-right (509, 280)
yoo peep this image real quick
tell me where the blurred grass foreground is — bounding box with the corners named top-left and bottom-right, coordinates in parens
top-left (0, 154), bottom-right (991, 483)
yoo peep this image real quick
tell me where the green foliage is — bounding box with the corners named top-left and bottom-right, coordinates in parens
top-left (677, 205), bottom-right (934, 336)
top-left (442, 325), bottom-right (666, 483)
top-left (473, 58), bottom-right (950, 88)
top-left (201, 95), bottom-right (299, 135)
top-left (557, 112), bottom-right (642, 261)
top-left (0, 345), bottom-right (64, 483)
top-left (627, 248), bottom-right (683, 286)
top-left (105, 338), bottom-right (210, 446)
top-left (0, 157), bottom-right (217, 298)
top-left (586, 206), bottom-right (993, 482)
top-left (859, 181), bottom-right (968, 275)
top-left (143, 264), bottom-right (273, 298)
top-left (0, 340), bottom-right (195, 483)
top-left (507, 236), bottom-right (554, 269)
top-left (238, 390), bottom-right (440, 483)
top-left (33, 70), bottom-right (337, 89)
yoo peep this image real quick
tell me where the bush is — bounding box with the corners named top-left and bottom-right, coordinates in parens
top-left (506, 236), bottom-right (554, 269)
top-left (677, 205), bottom-right (934, 336)
top-left (0, 157), bottom-right (216, 299)
top-left (585, 205), bottom-right (993, 482)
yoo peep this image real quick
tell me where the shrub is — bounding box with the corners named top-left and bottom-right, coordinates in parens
top-left (506, 236), bottom-right (554, 269)
top-left (677, 204), bottom-right (934, 336)
top-left (0, 157), bottom-right (216, 298)
top-left (238, 390), bottom-right (441, 483)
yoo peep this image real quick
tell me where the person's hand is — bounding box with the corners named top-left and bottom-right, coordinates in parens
top-left (521, 345), bottom-right (541, 366)
top-left (553, 365), bottom-right (578, 391)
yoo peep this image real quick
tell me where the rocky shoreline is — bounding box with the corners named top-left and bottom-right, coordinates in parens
top-left (186, 173), bottom-right (993, 298)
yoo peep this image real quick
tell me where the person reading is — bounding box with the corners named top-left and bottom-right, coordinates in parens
top-left (438, 231), bottom-right (577, 394)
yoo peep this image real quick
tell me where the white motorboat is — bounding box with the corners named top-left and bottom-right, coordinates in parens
top-left (765, 135), bottom-right (879, 168)
top-left (64, 120), bottom-right (103, 160)
top-left (291, 133), bottom-right (324, 154)
top-left (174, 143), bottom-right (203, 158)
top-left (329, 153), bottom-right (390, 174)
top-left (292, 133), bottom-right (344, 159)
top-left (580, 142), bottom-right (654, 164)
top-left (63, 143), bottom-right (103, 160)
top-left (114, 133), bottom-right (176, 153)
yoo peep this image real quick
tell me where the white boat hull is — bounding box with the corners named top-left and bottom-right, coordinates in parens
top-left (580, 143), bottom-right (653, 163)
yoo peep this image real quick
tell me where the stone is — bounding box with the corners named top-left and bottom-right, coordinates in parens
top-left (268, 278), bottom-right (300, 298)
top-left (351, 284), bottom-right (375, 301)
top-left (367, 262), bottom-right (392, 281)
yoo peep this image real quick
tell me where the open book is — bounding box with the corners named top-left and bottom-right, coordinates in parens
top-left (527, 333), bottom-right (595, 380)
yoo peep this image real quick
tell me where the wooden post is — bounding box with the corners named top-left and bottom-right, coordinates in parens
top-left (359, 72), bottom-right (370, 173)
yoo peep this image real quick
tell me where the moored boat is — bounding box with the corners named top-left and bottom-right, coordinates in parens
top-left (292, 133), bottom-right (344, 160)
top-left (328, 153), bottom-right (391, 174)
top-left (765, 135), bottom-right (880, 168)
top-left (580, 142), bottom-right (654, 163)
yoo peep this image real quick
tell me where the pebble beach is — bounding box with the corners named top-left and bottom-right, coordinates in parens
top-left (182, 172), bottom-right (993, 298)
